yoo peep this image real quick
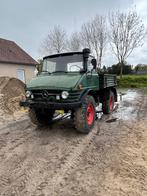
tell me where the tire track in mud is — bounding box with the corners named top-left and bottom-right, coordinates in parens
top-left (0, 125), bottom-right (39, 194)
top-left (51, 124), bottom-right (100, 195)
top-left (32, 122), bottom-right (100, 196)
top-left (47, 91), bottom-right (146, 196)
top-left (0, 123), bottom-right (36, 161)
top-left (1, 90), bottom-right (146, 196)
top-left (0, 118), bottom-right (29, 134)
top-left (0, 126), bottom-right (46, 195)
top-left (0, 158), bottom-right (49, 196)
top-left (0, 121), bottom-right (99, 196)
top-left (0, 154), bottom-right (28, 193)
top-left (25, 138), bottom-right (81, 195)
top-left (0, 122), bottom-right (81, 195)
top-left (0, 143), bottom-right (67, 194)
top-left (0, 104), bottom-right (116, 195)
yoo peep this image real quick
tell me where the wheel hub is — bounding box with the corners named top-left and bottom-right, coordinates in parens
top-left (110, 96), bottom-right (113, 111)
top-left (86, 104), bottom-right (94, 125)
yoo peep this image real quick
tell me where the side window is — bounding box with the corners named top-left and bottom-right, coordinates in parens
top-left (67, 62), bottom-right (83, 72)
top-left (47, 61), bottom-right (56, 72)
top-left (43, 60), bottom-right (56, 72)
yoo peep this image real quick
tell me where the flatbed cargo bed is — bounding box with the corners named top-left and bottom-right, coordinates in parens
top-left (99, 74), bottom-right (117, 89)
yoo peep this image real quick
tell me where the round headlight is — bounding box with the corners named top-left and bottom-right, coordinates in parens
top-left (61, 91), bottom-right (69, 99)
top-left (31, 94), bottom-right (34, 99)
top-left (26, 91), bottom-right (31, 98)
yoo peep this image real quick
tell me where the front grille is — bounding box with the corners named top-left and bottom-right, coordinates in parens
top-left (31, 90), bottom-right (61, 101)
top-left (31, 90), bottom-right (81, 103)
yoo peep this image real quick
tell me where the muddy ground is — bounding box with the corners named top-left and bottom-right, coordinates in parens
top-left (0, 89), bottom-right (146, 196)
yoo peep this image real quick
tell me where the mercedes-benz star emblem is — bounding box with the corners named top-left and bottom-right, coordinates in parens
top-left (42, 90), bottom-right (49, 98)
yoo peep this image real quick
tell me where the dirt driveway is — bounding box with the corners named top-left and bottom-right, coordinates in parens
top-left (0, 89), bottom-right (146, 196)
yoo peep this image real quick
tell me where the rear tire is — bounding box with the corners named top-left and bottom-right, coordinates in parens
top-left (29, 108), bottom-right (55, 126)
top-left (74, 95), bottom-right (96, 133)
top-left (102, 91), bottom-right (114, 114)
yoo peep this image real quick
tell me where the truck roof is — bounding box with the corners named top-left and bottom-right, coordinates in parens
top-left (43, 51), bottom-right (94, 60)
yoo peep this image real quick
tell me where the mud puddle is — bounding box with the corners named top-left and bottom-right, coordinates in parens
top-left (109, 89), bottom-right (142, 121)
top-left (96, 89), bottom-right (141, 123)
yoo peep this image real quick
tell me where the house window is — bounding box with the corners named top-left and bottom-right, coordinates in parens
top-left (17, 69), bottom-right (26, 83)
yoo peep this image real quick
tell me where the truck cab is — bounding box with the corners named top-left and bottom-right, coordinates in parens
top-left (21, 48), bottom-right (117, 133)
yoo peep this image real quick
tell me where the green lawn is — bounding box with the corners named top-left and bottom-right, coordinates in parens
top-left (117, 74), bottom-right (147, 88)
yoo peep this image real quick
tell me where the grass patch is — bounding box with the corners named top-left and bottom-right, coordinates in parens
top-left (117, 75), bottom-right (147, 88)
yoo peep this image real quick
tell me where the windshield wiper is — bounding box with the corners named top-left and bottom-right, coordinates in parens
top-left (41, 70), bottom-right (51, 74)
top-left (52, 71), bottom-right (68, 73)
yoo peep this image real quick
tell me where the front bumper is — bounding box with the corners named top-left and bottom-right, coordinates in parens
top-left (20, 100), bottom-right (82, 109)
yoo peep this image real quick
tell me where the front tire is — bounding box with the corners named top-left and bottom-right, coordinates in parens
top-left (29, 108), bottom-right (55, 126)
top-left (74, 95), bottom-right (96, 133)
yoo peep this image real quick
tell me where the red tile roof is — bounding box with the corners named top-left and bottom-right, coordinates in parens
top-left (0, 38), bottom-right (37, 65)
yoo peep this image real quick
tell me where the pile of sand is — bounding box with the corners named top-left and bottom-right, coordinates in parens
top-left (0, 77), bottom-right (25, 115)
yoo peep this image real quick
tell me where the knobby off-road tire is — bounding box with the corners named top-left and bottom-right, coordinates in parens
top-left (29, 108), bottom-right (55, 126)
top-left (74, 95), bottom-right (96, 134)
top-left (102, 90), bottom-right (114, 114)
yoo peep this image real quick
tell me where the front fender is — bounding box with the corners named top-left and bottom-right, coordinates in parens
top-left (79, 89), bottom-right (98, 103)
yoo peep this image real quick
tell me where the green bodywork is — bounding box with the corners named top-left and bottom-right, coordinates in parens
top-left (21, 50), bottom-right (118, 133)
top-left (25, 50), bottom-right (116, 107)
top-left (27, 72), bottom-right (99, 91)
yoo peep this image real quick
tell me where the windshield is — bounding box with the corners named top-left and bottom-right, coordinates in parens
top-left (42, 54), bottom-right (83, 73)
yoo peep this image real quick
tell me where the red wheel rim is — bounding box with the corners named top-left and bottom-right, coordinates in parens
top-left (86, 104), bottom-right (94, 125)
top-left (110, 96), bottom-right (113, 111)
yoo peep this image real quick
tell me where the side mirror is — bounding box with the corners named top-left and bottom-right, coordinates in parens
top-left (91, 59), bottom-right (97, 69)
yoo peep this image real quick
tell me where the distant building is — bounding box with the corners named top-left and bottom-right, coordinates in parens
top-left (0, 38), bottom-right (37, 83)
top-left (135, 64), bottom-right (147, 74)
top-left (136, 70), bottom-right (147, 74)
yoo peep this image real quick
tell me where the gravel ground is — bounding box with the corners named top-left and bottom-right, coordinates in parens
top-left (0, 89), bottom-right (146, 196)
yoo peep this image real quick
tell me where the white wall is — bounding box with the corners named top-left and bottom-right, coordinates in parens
top-left (0, 63), bottom-right (36, 83)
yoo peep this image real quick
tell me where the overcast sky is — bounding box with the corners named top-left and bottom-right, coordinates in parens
top-left (0, 0), bottom-right (147, 66)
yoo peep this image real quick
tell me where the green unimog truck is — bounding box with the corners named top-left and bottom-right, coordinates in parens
top-left (20, 48), bottom-right (117, 133)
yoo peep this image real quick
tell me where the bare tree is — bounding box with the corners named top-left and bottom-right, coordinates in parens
top-left (42, 25), bottom-right (67, 54)
top-left (67, 32), bottom-right (81, 51)
top-left (91, 16), bottom-right (107, 67)
top-left (80, 16), bottom-right (107, 68)
top-left (80, 22), bottom-right (93, 51)
top-left (109, 10), bottom-right (146, 78)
